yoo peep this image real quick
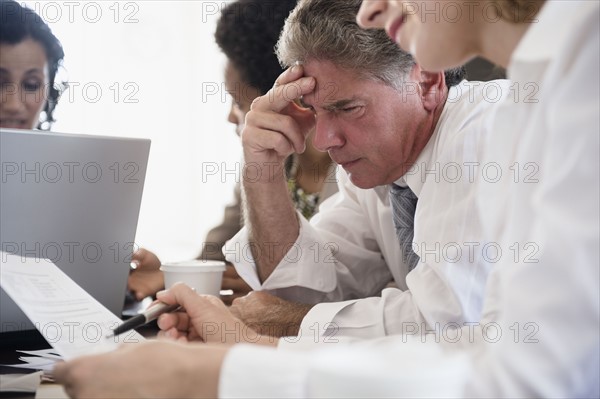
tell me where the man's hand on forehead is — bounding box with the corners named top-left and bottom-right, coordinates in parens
top-left (241, 64), bottom-right (317, 164)
top-left (252, 64), bottom-right (316, 113)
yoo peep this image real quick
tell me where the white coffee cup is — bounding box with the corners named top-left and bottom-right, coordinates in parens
top-left (160, 260), bottom-right (226, 296)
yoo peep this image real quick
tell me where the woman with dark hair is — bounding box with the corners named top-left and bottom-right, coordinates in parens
top-left (0, 0), bottom-right (65, 129)
top-left (128, 0), bottom-right (336, 305)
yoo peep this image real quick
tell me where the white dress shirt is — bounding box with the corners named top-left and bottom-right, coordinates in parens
top-left (466, 1), bottom-right (600, 396)
top-left (220, 1), bottom-right (599, 397)
top-left (225, 79), bottom-right (510, 337)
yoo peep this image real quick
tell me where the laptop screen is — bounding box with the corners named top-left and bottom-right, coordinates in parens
top-left (0, 128), bottom-right (150, 332)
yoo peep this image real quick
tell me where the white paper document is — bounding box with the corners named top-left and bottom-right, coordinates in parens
top-left (0, 252), bottom-right (144, 360)
top-left (0, 350), bottom-right (63, 372)
top-left (2, 358), bottom-right (56, 372)
top-left (17, 349), bottom-right (62, 360)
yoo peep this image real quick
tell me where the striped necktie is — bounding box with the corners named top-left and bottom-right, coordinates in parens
top-left (389, 184), bottom-right (419, 271)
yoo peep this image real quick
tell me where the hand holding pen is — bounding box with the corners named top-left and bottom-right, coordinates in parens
top-left (108, 284), bottom-right (199, 338)
top-left (107, 302), bottom-right (181, 338)
top-left (157, 283), bottom-right (253, 345)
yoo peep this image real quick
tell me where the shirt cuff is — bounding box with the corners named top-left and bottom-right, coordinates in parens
top-left (299, 297), bottom-right (388, 340)
top-left (223, 227), bottom-right (262, 290)
top-left (219, 344), bottom-right (309, 398)
top-left (298, 300), bottom-right (357, 336)
top-left (223, 215), bottom-right (337, 292)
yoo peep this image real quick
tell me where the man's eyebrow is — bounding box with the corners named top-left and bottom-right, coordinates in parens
top-left (323, 99), bottom-right (359, 111)
top-left (301, 97), bottom-right (361, 111)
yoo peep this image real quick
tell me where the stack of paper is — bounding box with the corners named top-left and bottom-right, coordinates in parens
top-left (2, 349), bottom-right (61, 372)
top-left (0, 252), bottom-right (144, 361)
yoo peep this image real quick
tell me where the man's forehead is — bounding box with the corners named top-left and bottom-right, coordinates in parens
top-left (301, 59), bottom-right (373, 107)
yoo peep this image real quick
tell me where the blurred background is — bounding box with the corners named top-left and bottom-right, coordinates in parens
top-left (23, 1), bottom-right (241, 261)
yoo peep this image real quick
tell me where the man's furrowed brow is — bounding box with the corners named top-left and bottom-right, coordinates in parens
top-left (301, 93), bottom-right (361, 111)
top-left (322, 98), bottom-right (362, 111)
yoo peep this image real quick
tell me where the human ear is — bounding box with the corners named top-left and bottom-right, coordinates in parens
top-left (409, 64), bottom-right (445, 112)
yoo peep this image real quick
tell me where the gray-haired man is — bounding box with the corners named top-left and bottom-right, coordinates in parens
top-left (224, 0), bottom-right (509, 339)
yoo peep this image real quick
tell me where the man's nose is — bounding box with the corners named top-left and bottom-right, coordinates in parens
top-left (312, 115), bottom-right (345, 152)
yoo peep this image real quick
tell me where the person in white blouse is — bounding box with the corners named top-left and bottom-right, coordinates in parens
top-left (224, 0), bottom-right (509, 340)
top-left (53, 0), bottom-right (599, 397)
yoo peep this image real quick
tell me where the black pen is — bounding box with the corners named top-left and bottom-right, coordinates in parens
top-left (107, 302), bottom-right (180, 338)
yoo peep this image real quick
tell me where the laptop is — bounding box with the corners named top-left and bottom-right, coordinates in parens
top-left (0, 128), bottom-right (150, 332)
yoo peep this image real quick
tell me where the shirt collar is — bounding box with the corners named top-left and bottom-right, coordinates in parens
top-left (399, 127), bottom-right (435, 198)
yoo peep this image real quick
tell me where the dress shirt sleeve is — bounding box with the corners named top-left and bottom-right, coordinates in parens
top-left (219, 344), bottom-right (310, 398)
top-left (223, 172), bottom-right (393, 304)
top-left (219, 336), bottom-right (470, 398)
top-left (300, 287), bottom-right (431, 339)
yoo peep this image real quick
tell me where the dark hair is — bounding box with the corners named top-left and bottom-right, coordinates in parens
top-left (0, 0), bottom-right (65, 129)
top-left (277, 0), bottom-right (464, 89)
top-left (215, 0), bottom-right (298, 95)
top-left (444, 66), bottom-right (467, 87)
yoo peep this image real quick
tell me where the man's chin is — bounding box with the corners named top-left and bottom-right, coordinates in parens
top-left (347, 173), bottom-right (379, 190)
